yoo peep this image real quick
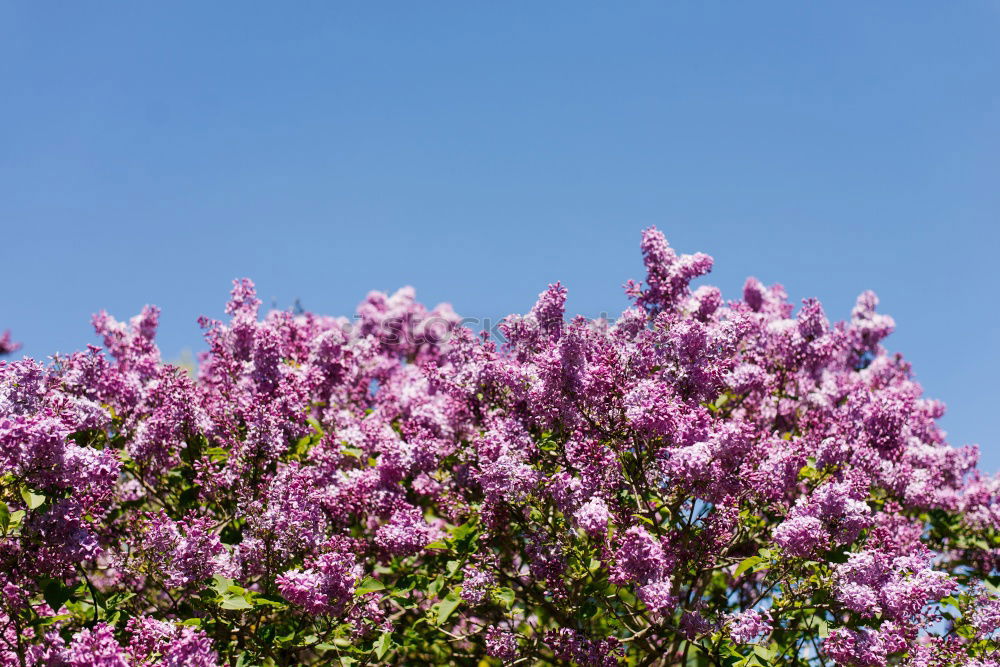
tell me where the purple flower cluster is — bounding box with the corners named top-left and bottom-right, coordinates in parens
top-left (0, 330), bottom-right (19, 356)
top-left (0, 228), bottom-right (997, 665)
top-left (834, 548), bottom-right (955, 622)
top-left (727, 609), bottom-right (772, 644)
top-left (374, 505), bottom-right (432, 557)
top-left (276, 541), bottom-right (361, 616)
top-left (135, 512), bottom-right (224, 589)
top-left (484, 626), bottom-right (518, 661)
top-left (20, 619), bottom-right (218, 667)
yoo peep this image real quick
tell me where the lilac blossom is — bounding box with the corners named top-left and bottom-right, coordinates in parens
top-left (277, 543), bottom-right (361, 616)
top-left (375, 505), bottom-right (432, 557)
top-left (728, 609), bottom-right (773, 644)
top-left (0, 229), bottom-right (996, 665)
top-left (484, 627), bottom-right (518, 661)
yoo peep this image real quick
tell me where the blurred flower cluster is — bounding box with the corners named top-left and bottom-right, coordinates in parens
top-left (1, 228), bottom-right (998, 666)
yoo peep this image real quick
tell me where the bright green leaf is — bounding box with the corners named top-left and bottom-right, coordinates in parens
top-left (437, 591), bottom-right (461, 625)
top-left (20, 488), bottom-right (45, 510)
top-left (427, 575), bottom-right (445, 598)
top-left (734, 556), bottom-right (763, 578)
top-left (205, 447), bottom-right (229, 462)
top-left (495, 587), bottom-right (515, 608)
top-left (212, 575), bottom-right (234, 596)
top-left (356, 577), bottom-right (385, 595)
top-left (252, 594), bottom-right (287, 609)
top-left (221, 595), bottom-right (253, 610)
top-left (450, 521), bottom-right (476, 541)
top-left (374, 631), bottom-right (392, 660)
top-left (38, 614), bottom-right (72, 627)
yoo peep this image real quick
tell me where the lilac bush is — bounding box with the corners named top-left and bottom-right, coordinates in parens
top-left (1, 229), bottom-right (999, 665)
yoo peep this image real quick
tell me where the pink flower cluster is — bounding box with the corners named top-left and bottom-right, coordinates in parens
top-left (0, 228), bottom-right (997, 665)
top-left (0, 331), bottom-right (18, 357)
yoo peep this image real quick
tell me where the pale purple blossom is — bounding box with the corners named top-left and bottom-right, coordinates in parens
top-left (728, 609), bottom-right (772, 644)
top-left (484, 627), bottom-right (518, 661)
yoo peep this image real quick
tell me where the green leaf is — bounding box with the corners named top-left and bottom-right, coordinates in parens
top-left (734, 556), bottom-right (763, 578)
top-left (251, 594), bottom-right (287, 609)
top-left (38, 613), bottom-right (72, 627)
top-left (221, 595), bottom-right (253, 610)
top-left (205, 447), bottom-right (229, 463)
top-left (427, 575), bottom-right (445, 598)
top-left (256, 623), bottom-right (277, 644)
top-left (20, 488), bottom-right (45, 510)
top-left (753, 645), bottom-right (775, 661)
top-left (0, 501), bottom-right (8, 533)
top-left (437, 591), bottom-right (461, 625)
top-left (212, 575), bottom-right (235, 596)
top-left (356, 577), bottom-right (385, 595)
top-left (278, 628), bottom-right (298, 645)
top-left (103, 591), bottom-right (136, 610)
top-left (450, 521), bottom-right (476, 541)
top-left (180, 618), bottom-right (203, 626)
top-left (373, 631), bottom-right (392, 660)
top-left (391, 577), bottom-right (414, 595)
top-left (494, 587), bottom-right (515, 609)
top-left (425, 540), bottom-right (448, 550)
top-left (538, 437), bottom-right (558, 452)
top-left (43, 580), bottom-right (74, 613)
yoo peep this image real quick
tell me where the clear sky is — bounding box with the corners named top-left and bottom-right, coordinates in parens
top-left (2, 3), bottom-right (998, 467)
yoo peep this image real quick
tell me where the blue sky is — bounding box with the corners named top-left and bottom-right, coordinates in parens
top-left (2, 3), bottom-right (998, 467)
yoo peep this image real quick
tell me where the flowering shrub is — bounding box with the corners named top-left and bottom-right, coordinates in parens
top-left (1, 229), bottom-right (999, 666)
